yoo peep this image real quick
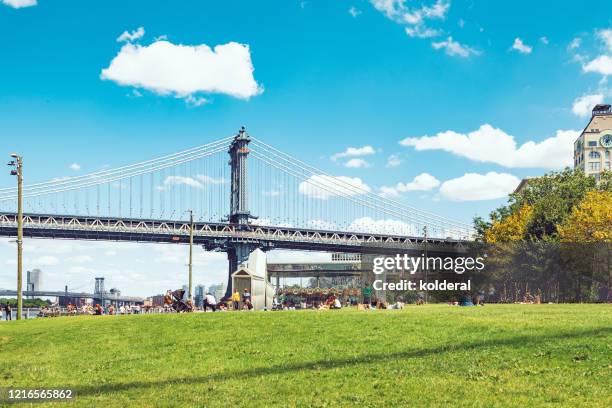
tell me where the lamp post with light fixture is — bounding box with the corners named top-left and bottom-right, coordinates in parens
top-left (8, 154), bottom-right (23, 320)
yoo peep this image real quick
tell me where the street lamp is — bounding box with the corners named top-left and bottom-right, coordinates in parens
top-left (8, 154), bottom-right (23, 320)
top-left (423, 226), bottom-right (428, 305)
top-left (186, 209), bottom-right (194, 303)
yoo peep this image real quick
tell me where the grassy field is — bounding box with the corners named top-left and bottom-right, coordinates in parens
top-left (0, 305), bottom-right (611, 407)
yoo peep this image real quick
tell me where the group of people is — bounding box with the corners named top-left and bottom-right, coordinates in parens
top-left (205, 288), bottom-right (254, 312)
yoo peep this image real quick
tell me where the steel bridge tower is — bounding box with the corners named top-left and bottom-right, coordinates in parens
top-left (221, 127), bottom-right (269, 298)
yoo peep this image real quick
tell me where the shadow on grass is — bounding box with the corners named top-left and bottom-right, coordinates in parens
top-left (73, 326), bottom-right (610, 396)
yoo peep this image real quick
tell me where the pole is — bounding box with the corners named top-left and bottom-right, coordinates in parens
top-left (423, 226), bottom-right (428, 305)
top-left (9, 155), bottom-right (24, 320)
top-left (188, 209), bottom-right (194, 302)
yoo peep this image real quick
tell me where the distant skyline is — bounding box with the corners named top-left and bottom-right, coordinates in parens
top-left (1, 1), bottom-right (611, 295)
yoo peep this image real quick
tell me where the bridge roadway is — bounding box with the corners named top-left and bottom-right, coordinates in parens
top-left (0, 213), bottom-right (470, 256)
top-left (0, 289), bottom-right (143, 303)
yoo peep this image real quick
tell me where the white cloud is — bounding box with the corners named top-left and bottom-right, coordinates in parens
top-left (371, 0), bottom-right (449, 41)
top-left (348, 6), bottom-right (361, 17)
top-left (400, 124), bottom-right (578, 169)
top-left (581, 29), bottom-right (612, 76)
top-left (540, 36), bottom-right (549, 45)
top-left (196, 175), bottom-right (226, 185)
top-left (386, 154), bottom-right (402, 168)
top-left (69, 163), bottom-right (81, 171)
top-left (299, 175), bottom-right (371, 200)
top-left (406, 26), bottom-right (442, 38)
top-left (379, 173), bottom-right (440, 197)
top-left (158, 175), bottom-right (226, 190)
top-left (308, 219), bottom-right (337, 230)
top-left (117, 27), bottom-right (145, 43)
top-left (511, 38), bottom-right (532, 54)
top-left (344, 158), bottom-right (371, 168)
top-left (432, 36), bottom-right (480, 58)
top-left (101, 39), bottom-right (263, 103)
top-left (331, 145), bottom-right (376, 161)
top-left (439, 172), bottom-right (520, 201)
top-left (2, 0), bottom-right (36, 8)
top-left (597, 29), bottom-right (612, 53)
top-left (572, 94), bottom-right (604, 117)
top-left (348, 216), bottom-right (419, 236)
top-left (583, 55), bottom-right (612, 76)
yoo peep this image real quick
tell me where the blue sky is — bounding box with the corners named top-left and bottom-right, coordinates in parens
top-left (0, 0), bottom-right (611, 296)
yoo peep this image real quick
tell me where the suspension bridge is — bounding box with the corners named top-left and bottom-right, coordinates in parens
top-left (0, 127), bottom-right (474, 298)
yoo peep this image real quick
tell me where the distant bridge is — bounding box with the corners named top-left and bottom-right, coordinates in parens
top-left (0, 289), bottom-right (143, 304)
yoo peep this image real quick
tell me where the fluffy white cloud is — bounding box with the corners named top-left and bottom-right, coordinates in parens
top-left (511, 38), bottom-right (532, 54)
top-left (583, 55), bottom-right (612, 76)
top-left (432, 36), bottom-right (480, 57)
top-left (582, 29), bottom-right (612, 76)
top-left (332, 145), bottom-right (376, 161)
top-left (117, 27), bottom-right (145, 43)
top-left (69, 163), bottom-right (81, 171)
top-left (540, 36), bottom-right (549, 45)
top-left (400, 124), bottom-right (578, 169)
top-left (379, 173), bottom-right (440, 197)
top-left (386, 154), bottom-right (402, 168)
top-left (299, 175), bottom-right (371, 200)
top-left (344, 158), bottom-right (371, 168)
top-left (439, 172), bottom-right (520, 201)
top-left (572, 94), bottom-right (604, 117)
top-left (2, 0), bottom-right (36, 8)
top-left (101, 39), bottom-right (263, 103)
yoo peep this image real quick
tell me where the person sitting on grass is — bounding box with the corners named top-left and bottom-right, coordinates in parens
top-left (204, 293), bottom-right (217, 312)
top-left (459, 292), bottom-right (474, 306)
top-left (332, 297), bottom-right (342, 309)
top-left (242, 288), bottom-right (251, 305)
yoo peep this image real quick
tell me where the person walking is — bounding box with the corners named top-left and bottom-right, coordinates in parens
top-left (231, 289), bottom-right (241, 311)
top-left (5, 304), bottom-right (12, 321)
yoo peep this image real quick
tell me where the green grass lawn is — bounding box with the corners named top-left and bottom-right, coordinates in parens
top-left (0, 305), bottom-right (611, 407)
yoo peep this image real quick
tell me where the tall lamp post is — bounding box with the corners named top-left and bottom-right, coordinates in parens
top-left (423, 226), bottom-right (428, 305)
top-left (8, 154), bottom-right (23, 320)
top-left (187, 209), bottom-right (194, 303)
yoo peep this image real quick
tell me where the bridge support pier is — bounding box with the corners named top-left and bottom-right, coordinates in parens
top-left (225, 242), bottom-right (261, 299)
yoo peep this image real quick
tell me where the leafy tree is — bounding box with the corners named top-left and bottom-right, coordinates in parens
top-left (558, 191), bottom-right (612, 243)
top-left (484, 205), bottom-right (533, 243)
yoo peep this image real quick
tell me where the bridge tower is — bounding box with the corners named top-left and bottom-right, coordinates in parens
top-left (222, 127), bottom-right (266, 298)
top-left (229, 126), bottom-right (252, 226)
top-left (93, 277), bottom-right (105, 305)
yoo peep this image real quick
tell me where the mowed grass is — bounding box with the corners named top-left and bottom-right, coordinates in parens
top-left (0, 305), bottom-right (611, 407)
